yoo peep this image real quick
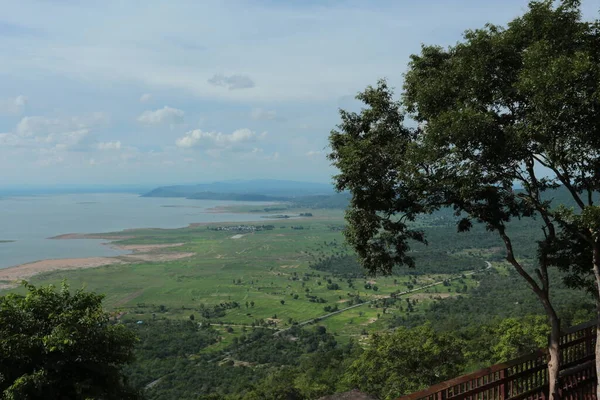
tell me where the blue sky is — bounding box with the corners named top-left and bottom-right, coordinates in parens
top-left (0, 0), bottom-right (598, 186)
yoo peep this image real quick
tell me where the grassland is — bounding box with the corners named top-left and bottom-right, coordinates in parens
top-left (5, 207), bottom-right (487, 344)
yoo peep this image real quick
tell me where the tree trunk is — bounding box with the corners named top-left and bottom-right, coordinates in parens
top-left (541, 299), bottom-right (561, 400)
top-left (592, 242), bottom-right (600, 400)
top-left (596, 301), bottom-right (600, 400)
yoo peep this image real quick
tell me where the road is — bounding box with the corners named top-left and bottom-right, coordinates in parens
top-left (274, 261), bottom-right (492, 336)
top-left (161, 261), bottom-right (493, 377)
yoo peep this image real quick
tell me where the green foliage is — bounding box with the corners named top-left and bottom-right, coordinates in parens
top-left (128, 325), bottom-right (341, 399)
top-left (329, 79), bottom-right (424, 274)
top-left (329, 8), bottom-right (599, 399)
top-left (491, 316), bottom-right (549, 362)
top-left (343, 324), bottom-right (464, 399)
top-left (0, 282), bottom-right (139, 400)
top-left (328, 0), bottom-right (600, 295)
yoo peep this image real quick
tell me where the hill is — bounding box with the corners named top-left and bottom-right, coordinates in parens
top-left (142, 179), bottom-right (335, 198)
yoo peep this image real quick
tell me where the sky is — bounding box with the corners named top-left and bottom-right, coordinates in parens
top-left (0, 0), bottom-right (598, 186)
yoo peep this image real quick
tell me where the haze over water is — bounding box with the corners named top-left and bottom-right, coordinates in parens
top-left (0, 193), bottom-right (272, 269)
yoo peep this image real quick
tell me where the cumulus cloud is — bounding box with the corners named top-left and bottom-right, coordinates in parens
top-left (16, 113), bottom-right (108, 137)
top-left (51, 129), bottom-right (92, 150)
top-left (138, 106), bottom-right (184, 125)
top-left (97, 140), bottom-right (122, 150)
top-left (250, 108), bottom-right (277, 121)
top-left (208, 74), bottom-right (255, 90)
top-left (0, 95), bottom-right (28, 115)
top-left (140, 93), bottom-right (152, 103)
top-left (0, 133), bottom-right (21, 146)
top-left (1, 113), bottom-right (109, 151)
top-left (175, 128), bottom-right (265, 151)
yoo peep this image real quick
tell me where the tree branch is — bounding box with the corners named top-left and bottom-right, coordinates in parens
top-left (498, 225), bottom-right (544, 296)
top-left (532, 154), bottom-right (585, 210)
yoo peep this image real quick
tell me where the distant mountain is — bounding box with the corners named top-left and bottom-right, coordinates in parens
top-left (142, 179), bottom-right (335, 198)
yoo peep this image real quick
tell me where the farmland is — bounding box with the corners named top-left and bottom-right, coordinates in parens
top-left (16, 206), bottom-right (486, 343)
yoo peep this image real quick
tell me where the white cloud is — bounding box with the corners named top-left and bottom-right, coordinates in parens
top-left (97, 140), bottom-right (121, 150)
top-left (250, 108), bottom-right (277, 121)
top-left (51, 129), bottom-right (91, 150)
top-left (16, 113), bottom-right (108, 137)
top-left (1, 113), bottom-right (108, 151)
top-left (176, 128), bottom-right (265, 150)
top-left (0, 133), bottom-right (21, 146)
top-left (208, 74), bottom-right (255, 90)
top-left (306, 150), bottom-right (324, 157)
top-left (14, 95), bottom-right (27, 107)
top-left (140, 93), bottom-right (152, 103)
top-left (0, 95), bottom-right (28, 115)
top-left (138, 106), bottom-right (184, 125)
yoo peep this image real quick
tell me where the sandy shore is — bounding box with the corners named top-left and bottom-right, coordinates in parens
top-left (120, 252), bottom-right (195, 262)
top-left (0, 257), bottom-right (126, 285)
top-left (0, 242), bottom-right (194, 290)
top-left (110, 243), bottom-right (184, 252)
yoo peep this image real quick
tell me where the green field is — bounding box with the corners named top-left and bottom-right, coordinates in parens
top-left (6, 207), bottom-right (486, 343)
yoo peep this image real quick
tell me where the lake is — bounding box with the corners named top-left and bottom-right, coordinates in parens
top-left (0, 193), bottom-right (273, 269)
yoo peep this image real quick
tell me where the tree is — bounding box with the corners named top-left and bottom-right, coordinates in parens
top-left (0, 282), bottom-right (140, 399)
top-left (343, 324), bottom-right (464, 399)
top-left (491, 316), bottom-right (550, 363)
top-left (329, 2), bottom-right (599, 398)
top-left (245, 367), bottom-right (303, 400)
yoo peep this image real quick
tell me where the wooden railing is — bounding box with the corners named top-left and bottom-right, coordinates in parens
top-left (398, 320), bottom-right (597, 400)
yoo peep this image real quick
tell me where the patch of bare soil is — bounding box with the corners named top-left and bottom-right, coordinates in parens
top-left (429, 292), bottom-right (457, 299)
top-left (120, 252), bottom-right (195, 262)
top-left (111, 243), bottom-right (185, 252)
top-left (112, 289), bottom-right (145, 308)
top-left (233, 360), bottom-right (254, 367)
top-left (0, 257), bottom-right (126, 284)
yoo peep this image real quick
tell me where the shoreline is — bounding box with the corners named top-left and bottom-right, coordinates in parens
top-left (0, 242), bottom-right (194, 290)
top-left (0, 257), bottom-right (128, 289)
top-left (49, 233), bottom-right (135, 240)
top-left (2, 208), bottom-right (287, 290)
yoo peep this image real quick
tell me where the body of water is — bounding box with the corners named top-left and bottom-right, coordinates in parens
top-left (0, 193), bottom-right (273, 269)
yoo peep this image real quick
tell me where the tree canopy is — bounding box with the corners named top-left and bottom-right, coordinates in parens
top-left (343, 324), bottom-right (464, 399)
top-left (329, 1), bottom-right (599, 398)
top-left (0, 283), bottom-right (139, 400)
